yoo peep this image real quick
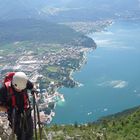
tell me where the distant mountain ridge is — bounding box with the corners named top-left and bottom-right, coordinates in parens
top-left (0, 0), bottom-right (139, 21)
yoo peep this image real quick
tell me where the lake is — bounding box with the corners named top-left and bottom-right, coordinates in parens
top-left (52, 20), bottom-right (140, 124)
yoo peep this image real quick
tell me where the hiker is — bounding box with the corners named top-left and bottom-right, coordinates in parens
top-left (0, 72), bottom-right (34, 140)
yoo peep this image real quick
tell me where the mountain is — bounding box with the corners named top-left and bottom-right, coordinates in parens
top-left (0, 0), bottom-right (70, 20)
top-left (0, 19), bottom-right (96, 48)
top-left (67, 0), bottom-right (139, 9)
top-left (1, 105), bottom-right (140, 139)
top-left (0, 0), bottom-right (139, 21)
top-left (45, 0), bottom-right (140, 22)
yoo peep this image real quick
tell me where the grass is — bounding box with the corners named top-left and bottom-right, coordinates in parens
top-left (40, 106), bottom-right (140, 140)
top-left (47, 66), bottom-right (58, 73)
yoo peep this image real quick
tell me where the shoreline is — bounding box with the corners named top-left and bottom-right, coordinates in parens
top-left (51, 20), bottom-right (140, 125)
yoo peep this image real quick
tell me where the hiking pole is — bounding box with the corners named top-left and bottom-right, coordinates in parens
top-left (20, 112), bottom-right (26, 140)
top-left (11, 108), bottom-right (16, 140)
top-left (32, 90), bottom-right (38, 140)
top-left (32, 89), bottom-right (48, 140)
top-left (35, 101), bottom-right (42, 140)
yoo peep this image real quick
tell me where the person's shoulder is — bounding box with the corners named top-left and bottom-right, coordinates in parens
top-left (0, 84), bottom-right (7, 91)
top-left (0, 84), bottom-right (8, 105)
top-left (0, 84), bottom-right (7, 95)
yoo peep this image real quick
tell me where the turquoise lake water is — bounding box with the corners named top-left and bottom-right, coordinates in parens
top-left (52, 20), bottom-right (140, 124)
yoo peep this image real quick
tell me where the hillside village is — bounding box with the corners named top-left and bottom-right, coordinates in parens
top-left (0, 41), bottom-right (96, 128)
top-left (0, 44), bottom-right (94, 88)
top-left (61, 20), bottom-right (113, 34)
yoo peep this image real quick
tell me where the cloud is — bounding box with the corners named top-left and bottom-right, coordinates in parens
top-left (93, 35), bottom-right (136, 51)
top-left (98, 80), bottom-right (128, 89)
top-left (41, 7), bottom-right (83, 16)
top-left (95, 39), bottom-right (111, 46)
top-left (101, 31), bottom-right (114, 35)
top-left (95, 39), bottom-right (136, 50)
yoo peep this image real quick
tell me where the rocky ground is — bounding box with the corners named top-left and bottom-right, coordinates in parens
top-left (0, 112), bottom-right (13, 140)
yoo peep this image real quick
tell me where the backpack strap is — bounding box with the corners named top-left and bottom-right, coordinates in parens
top-left (23, 92), bottom-right (29, 110)
top-left (5, 82), bottom-right (16, 108)
top-left (5, 82), bottom-right (30, 110)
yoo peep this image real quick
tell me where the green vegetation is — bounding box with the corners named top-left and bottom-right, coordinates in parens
top-left (0, 19), bottom-right (95, 48)
top-left (43, 106), bottom-right (140, 140)
top-left (47, 66), bottom-right (58, 73)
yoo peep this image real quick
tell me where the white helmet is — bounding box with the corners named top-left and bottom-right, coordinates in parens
top-left (12, 72), bottom-right (28, 90)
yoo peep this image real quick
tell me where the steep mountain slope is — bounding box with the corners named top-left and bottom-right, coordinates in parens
top-left (45, 106), bottom-right (140, 140)
top-left (1, 105), bottom-right (140, 139)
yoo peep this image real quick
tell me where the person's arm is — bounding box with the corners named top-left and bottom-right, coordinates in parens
top-left (0, 106), bottom-right (7, 112)
top-left (0, 86), bottom-right (7, 112)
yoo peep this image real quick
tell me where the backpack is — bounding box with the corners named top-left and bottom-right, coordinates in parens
top-left (3, 72), bottom-right (29, 110)
top-left (4, 72), bottom-right (15, 86)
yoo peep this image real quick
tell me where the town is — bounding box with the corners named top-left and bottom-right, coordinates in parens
top-left (60, 20), bottom-right (113, 34)
top-left (0, 42), bottom-right (95, 124)
top-left (0, 43), bottom-right (93, 89)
